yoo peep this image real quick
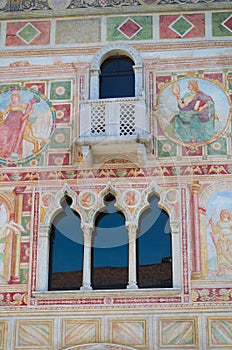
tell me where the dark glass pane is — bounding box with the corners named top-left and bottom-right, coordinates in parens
top-left (137, 195), bottom-right (172, 288)
top-left (92, 195), bottom-right (128, 289)
top-left (48, 197), bottom-right (83, 291)
top-left (100, 56), bottom-right (135, 98)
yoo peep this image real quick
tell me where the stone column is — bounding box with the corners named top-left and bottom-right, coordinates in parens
top-left (9, 186), bottom-right (26, 284)
top-left (133, 65), bottom-right (143, 97)
top-left (81, 224), bottom-right (93, 290)
top-left (127, 222), bottom-right (138, 289)
top-left (189, 181), bottom-right (202, 279)
top-left (90, 68), bottom-right (100, 100)
top-left (37, 225), bottom-right (50, 291)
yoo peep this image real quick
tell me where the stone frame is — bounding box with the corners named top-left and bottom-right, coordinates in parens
top-left (90, 43), bottom-right (144, 100)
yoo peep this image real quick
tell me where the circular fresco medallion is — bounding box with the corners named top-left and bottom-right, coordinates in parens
top-left (123, 189), bottom-right (140, 207)
top-left (0, 87), bottom-right (56, 165)
top-left (79, 191), bottom-right (96, 209)
top-left (155, 77), bottom-right (231, 149)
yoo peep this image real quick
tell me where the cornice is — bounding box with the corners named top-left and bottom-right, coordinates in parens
top-left (0, 2), bottom-right (231, 20)
top-left (0, 41), bottom-right (231, 62)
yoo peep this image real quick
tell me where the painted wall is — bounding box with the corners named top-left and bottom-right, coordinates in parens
top-left (0, 1), bottom-right (232, 349)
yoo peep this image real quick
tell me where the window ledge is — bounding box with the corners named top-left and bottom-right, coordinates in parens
top-left (32, 288), bottom-right (181, 300)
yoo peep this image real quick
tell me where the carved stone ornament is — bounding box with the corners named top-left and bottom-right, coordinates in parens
top-left (0, 0), bottom-right (226, 12)
top-left (48, 0), bottom-right (71, 9)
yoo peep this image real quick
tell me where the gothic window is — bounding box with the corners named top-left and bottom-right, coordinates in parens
top-left (137, 195), bottom-right (172, 288)
top-left (99, 56), bottom-right (135, 99)
top-left (91, 194), bottom-right (128, 289)
top-left (48, 196), bottom-right (84, 291)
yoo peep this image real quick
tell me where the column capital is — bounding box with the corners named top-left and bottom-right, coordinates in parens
top-left (189, 181), bottom-right (201, 194)
top-left (126, 221), bottom-right (138, 231)
top-left (81, 223), bottom-right (93, 236)
top-left (132, 64), bottom-right (142, 72)
top-left (13, 186), bottom-right (27, 196)
top-left (90, 68), bottom-right (100, 76)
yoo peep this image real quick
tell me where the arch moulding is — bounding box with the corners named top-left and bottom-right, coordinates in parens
top-left (90, 43), bottom-right (143, 99)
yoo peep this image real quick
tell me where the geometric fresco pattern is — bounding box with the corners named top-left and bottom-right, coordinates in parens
top-left (159, 318), bottom-right (198, 347)
top-left (160, 14), bottom-right (205, 39)
top-left (169, 16), bottom-right (194, 37)
top-left (6, 21), bottom-right (51, 46)
top-left (117, 18), bottom-right (142, 39)
top-left (107, 16), bottom-right (152, 41)
top-left (16, 23), bottom-right (40, 44)
top-left (212, 12), bottom-right (232, 36)
top-left (62, 319), bottom-right (100, 346)
top-left (0, 321), bottom-right (7, 349)
top-left (208, 318), bottom-right (232, 347)
top-left (15, 320), bottom-right (53, 349)
top-left (110, 320), bottom-right (146, 346)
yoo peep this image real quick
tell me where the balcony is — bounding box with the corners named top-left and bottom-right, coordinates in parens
top-left (75, 97), bottom-right (153, 165)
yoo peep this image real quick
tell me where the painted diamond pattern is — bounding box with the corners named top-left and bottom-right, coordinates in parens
top-left (117, 18), bottom-right (142, 39)
top-left (222, 14), bottom-right (232, 33)
top-left (16, 23), bottom-right (41, 44)
top-left (169, 15), bottom-right (194, 37)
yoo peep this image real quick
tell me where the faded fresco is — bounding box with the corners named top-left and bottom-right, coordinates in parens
top-left (206, 192), bottom-right (232, 279)
top-left (0, 202), bottom-right (25, 284)
top-left (0, 88), bottom-right (55, 164)
top-left (155, 78), bottom-right (231, 148)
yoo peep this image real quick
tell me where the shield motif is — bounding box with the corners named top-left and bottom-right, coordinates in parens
top-left (48, 0), bottom-right (71, 10)
top-left (138, 0), bottom-right (160, 4)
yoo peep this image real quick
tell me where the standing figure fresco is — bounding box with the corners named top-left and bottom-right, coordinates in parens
top-left (206, 192), bottom-right (232, 279)
top-left (209, 209), bottom-right (232, 276)
top-left (0, 92), bottom-right (43, 159)
top-left (0, 87), bottom-right (55, 164)
top-left (0, 202), bottom-right (25, 284)
top-left (155, 77), bottom-right (231, 148)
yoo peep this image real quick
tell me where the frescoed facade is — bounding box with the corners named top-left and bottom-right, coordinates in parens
top-left (0, 0), bottom-right (232, 349)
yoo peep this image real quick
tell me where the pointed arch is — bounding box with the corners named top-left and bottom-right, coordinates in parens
top-left (91, 183), bottom-right (131, 225)
top-left (133, 182), bottom-right (178, 233)
top-left (133, 183), bottom-right (181, 289)
top-left (44, 184), bottom-right (87, 226)
top-left (91, 184), bottom-right (129, 289)
top-left (37, 184), bottom-right (86, 291)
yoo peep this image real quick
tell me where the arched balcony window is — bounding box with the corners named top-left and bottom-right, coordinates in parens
top-left (100, 56), bottom-right (135, 99)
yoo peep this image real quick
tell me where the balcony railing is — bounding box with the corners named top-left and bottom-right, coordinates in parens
top-left (76, 97), bottom-right (152, 165)
top-left (79, 97), bottom-right (149, 138)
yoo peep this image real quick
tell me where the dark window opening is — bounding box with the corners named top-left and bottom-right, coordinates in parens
top-left (137, 195), bottom-right (172, 288)
top-left (48, 195), bottom-right (84, 291)
top-left (100, 56), bottom-right (135, 99)
top-left (92, 194), bottom-right (128, 289)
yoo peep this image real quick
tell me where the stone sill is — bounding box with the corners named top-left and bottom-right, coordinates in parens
top-left (32, 288), bottom-right (181, 299)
